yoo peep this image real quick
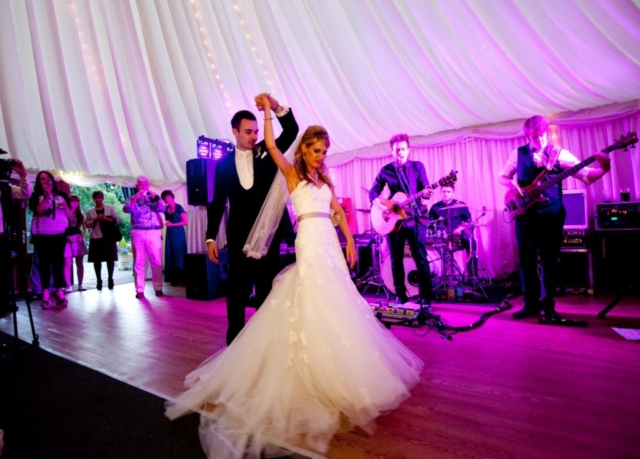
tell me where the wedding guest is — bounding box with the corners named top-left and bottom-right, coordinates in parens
top-left (64, 195), bottom-right (87, 292)
top-left (123, 176), bottom-right (166, 299)
top-left (85, 191), bottom-right (120, 290)
top-left (161, 190), bottom-right (188, 286)
top-left (29, 172), bottom-right (73, 308)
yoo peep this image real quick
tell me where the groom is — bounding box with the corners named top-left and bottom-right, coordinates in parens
top-left (206, 94), bottom-right (299, 345)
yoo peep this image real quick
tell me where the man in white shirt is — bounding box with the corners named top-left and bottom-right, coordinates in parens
top-left (205, 94), bottom-right (299, 344)
top-left (498, 115), bottom-right (610, 322)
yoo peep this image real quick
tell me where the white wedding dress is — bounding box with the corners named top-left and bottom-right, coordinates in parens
top-left (166, 181), bottom-right (423, 458)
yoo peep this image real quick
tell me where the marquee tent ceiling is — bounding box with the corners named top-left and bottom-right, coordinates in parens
top-left (1, 0), bottom-right (639, 185)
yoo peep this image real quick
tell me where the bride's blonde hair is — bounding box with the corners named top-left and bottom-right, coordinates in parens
top-left (294, 125), bottom-right (333, 191)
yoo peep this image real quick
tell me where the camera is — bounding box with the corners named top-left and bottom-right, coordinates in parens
top-left (144, 191), bottom-right (160, 203)
top-left (0, 158), bottom-right (19, 183)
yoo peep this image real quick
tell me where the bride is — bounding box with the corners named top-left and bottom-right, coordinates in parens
top-left (166, 94), bottom-right (424, 458)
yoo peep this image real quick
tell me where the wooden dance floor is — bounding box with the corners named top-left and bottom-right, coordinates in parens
top-left (2, 283), bottom-right (640, 459)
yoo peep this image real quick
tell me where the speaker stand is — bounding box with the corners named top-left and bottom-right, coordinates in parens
top-left (597, 286), bottom-right (632, 319)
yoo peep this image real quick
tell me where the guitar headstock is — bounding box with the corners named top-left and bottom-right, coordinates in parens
top-left (438, 170), bottom-right (458, 188)
top-left (608, 131), bottom-right (638, 153)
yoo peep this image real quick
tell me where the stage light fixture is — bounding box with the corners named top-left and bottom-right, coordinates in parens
top-left (197, 135), bottom-right (234, 160)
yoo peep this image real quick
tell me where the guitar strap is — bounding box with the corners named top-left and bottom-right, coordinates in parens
top-left (545, 144), bottom-right (562, 170)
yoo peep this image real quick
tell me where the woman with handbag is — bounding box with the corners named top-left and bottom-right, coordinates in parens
top-left (85, 190), bottom-right (120, 290)
top-left (64, 195), bottom-right (88, 292)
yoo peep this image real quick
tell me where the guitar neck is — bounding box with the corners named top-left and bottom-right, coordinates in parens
top-left (396, 182), bottom-right (438, 208)
top-left (530, 151), bottom-right (608, 196)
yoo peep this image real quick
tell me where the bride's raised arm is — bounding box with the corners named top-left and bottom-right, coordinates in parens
top-left (255, 94), bottom-right (297, 185)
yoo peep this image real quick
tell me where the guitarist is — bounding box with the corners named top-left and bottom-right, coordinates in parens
top-left (498, 115), bottom-right (611, 323)
top-left (369, 133), bottom-right (434, 305)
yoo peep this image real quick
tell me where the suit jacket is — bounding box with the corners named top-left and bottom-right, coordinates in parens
top-left (206, 109), bottom-right (299, 253)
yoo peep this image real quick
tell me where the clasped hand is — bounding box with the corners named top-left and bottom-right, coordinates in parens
top-left (255, 93), bottom-right (278, 112)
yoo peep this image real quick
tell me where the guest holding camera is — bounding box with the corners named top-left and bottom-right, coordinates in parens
top-left (86, 190), bottom-right (120, 290)
top-left (29, 171), bottom-right (73, 308)
top-left (0, 158), bottom-right (32, 316)
top-left (123, 176), bottom-right (166, 299)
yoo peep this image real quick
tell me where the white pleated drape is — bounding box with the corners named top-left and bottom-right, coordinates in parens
top-left (1, 1), bottom-right (639, 278)
top-left (1, 0), bottom-right (639, 186)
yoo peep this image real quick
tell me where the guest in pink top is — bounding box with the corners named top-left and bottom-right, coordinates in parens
top-left (28, 171), bottom-right (73, 308)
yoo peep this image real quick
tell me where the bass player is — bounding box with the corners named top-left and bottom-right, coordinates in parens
top-left (369, 133), bottom-right (434, 305)
top-left (498, 115), bottom-right (611, 323)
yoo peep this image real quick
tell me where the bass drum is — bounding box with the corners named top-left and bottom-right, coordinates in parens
top-left (381, 246), bottom-right (441, 297)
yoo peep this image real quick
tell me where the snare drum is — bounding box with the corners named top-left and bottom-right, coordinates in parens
top-left (426, 224), bottom-right (447, 247)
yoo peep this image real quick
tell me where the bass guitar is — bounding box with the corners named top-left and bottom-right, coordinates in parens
top-left (371, 170), bottom-right (458, 235)
top-left (504, 131), bottom-right (637, 221)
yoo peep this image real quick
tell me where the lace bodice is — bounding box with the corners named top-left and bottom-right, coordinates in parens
top-left (290, 181), bottom-right (332, 216)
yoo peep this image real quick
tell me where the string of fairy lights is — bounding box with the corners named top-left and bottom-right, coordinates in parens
top-left (189, 0), bottom-right (276, 117)
top-left (70, 0), bottom-right (277, 119)
top-left (68, 2), bottom-right (105, 101)
top-left (188, 0), bottom-right (234, 117)
top-left (232, 2), bottom-right (275, 92)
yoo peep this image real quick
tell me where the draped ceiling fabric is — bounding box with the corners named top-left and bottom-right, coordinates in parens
top-left (1, 0), bottom-right (640, 276)
top-left (1, 0), bottom-right (639, 183)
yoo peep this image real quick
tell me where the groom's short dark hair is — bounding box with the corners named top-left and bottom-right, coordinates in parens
top-left (231, 110), bottom-right (257, 130)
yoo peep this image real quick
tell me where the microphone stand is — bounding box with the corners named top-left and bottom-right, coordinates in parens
top-left (395, 163), bottom-right (451, 340)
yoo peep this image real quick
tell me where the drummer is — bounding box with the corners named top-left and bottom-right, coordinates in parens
top-left (428, 184), bottom-right (472, 255)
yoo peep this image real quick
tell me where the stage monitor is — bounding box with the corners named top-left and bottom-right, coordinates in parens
top-left (562, 189), bottom-right (588, 229)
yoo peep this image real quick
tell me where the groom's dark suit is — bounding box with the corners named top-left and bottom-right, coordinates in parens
top-left (206, 109), bottom-right (299, 344)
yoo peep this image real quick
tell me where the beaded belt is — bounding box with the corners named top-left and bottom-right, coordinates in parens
top-left (297, 212), bottom-right (330, 222)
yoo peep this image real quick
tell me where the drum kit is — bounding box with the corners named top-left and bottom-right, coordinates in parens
top-left (354, 206), bottom-right (490, 300)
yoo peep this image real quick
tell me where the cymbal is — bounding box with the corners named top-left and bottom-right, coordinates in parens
top-left (355, 208), bottom-right (371, 213)
top-left (436, 203), bottom-right (468, 210)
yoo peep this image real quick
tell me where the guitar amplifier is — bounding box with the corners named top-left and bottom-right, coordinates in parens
top-left (558, 248), bottom-right (594, 294)
top-left (561, 229), bottom-right (586, 247)
top-left (595, 202), bottom-right (640, 230)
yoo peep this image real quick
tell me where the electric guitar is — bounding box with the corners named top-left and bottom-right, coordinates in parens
top-left (504, 131), bottom-right (637, 221)
top-left (371, 170), bottom-right (458, 235)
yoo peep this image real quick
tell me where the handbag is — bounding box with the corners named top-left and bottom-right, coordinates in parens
top-left (102, 220), bottom-right (123, 242)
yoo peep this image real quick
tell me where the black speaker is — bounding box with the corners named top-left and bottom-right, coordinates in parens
top-left (185, 250), bottom-right (229, 300)
top-left (557, 248), bottom-right (593, 293)
top-left (593, 230), bottom-right (640, 294)
top-left (186, 158), bottom-right (216, 206)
